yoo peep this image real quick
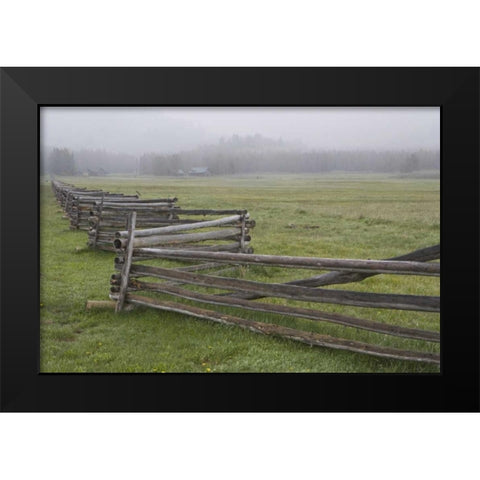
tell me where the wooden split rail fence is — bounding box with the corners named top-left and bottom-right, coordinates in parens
top-left (51, 180), bottom-right (440, 366)
top-left (110, 212), bottom-right (440, 365)
top-left (52, 180), bottom-right (253, 252)
top-left (87, 205), bottom-right (254, 251)
top-left (52, 180), bottom-right (140, 228)
top-left (87, 197), bottom-right (181, 249)
top-left (51, 180), bottom-right (178, 246)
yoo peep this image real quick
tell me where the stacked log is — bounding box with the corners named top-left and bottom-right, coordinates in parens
top-left (51, 180), bottom-right (139, 229)
top-left (87, 198), bottom-right (181, 249)
top-left (89, 207), bottom-right (253, 251)
top-left (50, 181), bottom-right (179, 249)
top-left (112, 211), bottom-right (253, 254)
top-left (51, 180), bottom-right (107, 210)
top-left (68, 192), bottom-right (143, 229)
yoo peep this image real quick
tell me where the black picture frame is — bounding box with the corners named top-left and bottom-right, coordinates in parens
top-left (1, 67), bottom-right (478, 412)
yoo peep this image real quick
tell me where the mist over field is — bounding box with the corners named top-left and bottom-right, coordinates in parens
top-left (40, 107), bottom-right (440, 176)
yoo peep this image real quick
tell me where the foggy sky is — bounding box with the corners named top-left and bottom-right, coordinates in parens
top-left (41, 107), bottom-right (439, 155)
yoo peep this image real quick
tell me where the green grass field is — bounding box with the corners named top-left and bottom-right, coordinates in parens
top-left (40, 173), bottom-right (440, 373)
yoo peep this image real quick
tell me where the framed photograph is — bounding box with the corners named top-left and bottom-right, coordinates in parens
top-left (1, 68), bottom-right (478, 411)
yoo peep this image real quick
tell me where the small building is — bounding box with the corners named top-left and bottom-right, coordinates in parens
top-left (87, 168), bottom-right (107, 176)
top-left (189, 166), bottom-right (211, 176)
top-left (176, 169), bottom-right (186, 176)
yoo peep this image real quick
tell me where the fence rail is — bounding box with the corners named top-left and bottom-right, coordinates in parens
top-left (111, 293), bottom-right (440, 364)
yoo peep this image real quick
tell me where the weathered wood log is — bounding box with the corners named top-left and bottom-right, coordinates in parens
top-left (100, 202), bottom-right (177, 209)
top-left (129, 248), bottom-right (440, 276)
top-left (112, 270), bottom-right (240, 291)
top-left (92, 197), bottom-right (176, 204)
top-left (114, 243), bottom-right (251, 262)
top-left (138, 243), bottom-right (238, 256)
top-left (114, 228), bottom-right (246, 249)
top-left (154, 243), bottom-right (252, 253)
top-left (113, 262), bottom-right (227, 273)
top-left (94, 210), bottom-right (176, 218)
top-left (129, 280), bottom-right (439, 342)
top-left (90, 216), bottom-right (177, 225)
top-left (240, 215), bottom-right (246, 251)
top-left (173, 209), bottom-right (248, 215)
top-left (92, 215), bottom-right (194, 224)
top-left (137, 242), bottom-right (249, 254)
top-left (92, 193), bottom-right (104, 248)
top-left (97, 207), bottom-right (175, 213)
top-left (115, 212), bottom-right (137, 313)
top-left (228, 244), bottom-right (441, 300)
top-left (173, 262), bottom-right (229, 272)
top-left (70, 192), bottom-right (111, 199)
top-left (113, 265), bottom-right (240, 289)
top-left (127, 264), bottom-right (440, 312)
top-left (111, 293), bottom-right (440, 365)
top-left (115, 214), bottom-right (247, 238)
top-left (85, 300), bottom-right (132, 311)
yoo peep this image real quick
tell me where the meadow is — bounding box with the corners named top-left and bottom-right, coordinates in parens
top-left (40, 172), bottom-right (440, 373)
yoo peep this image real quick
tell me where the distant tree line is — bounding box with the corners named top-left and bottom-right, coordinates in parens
top-left (46, 148), bottom-right (75, 175)
top-left (139, 148), bottom-right (438, 176)
top-left (41, 147), bottom-right (137, 175)
top-left (42, 134), bottom-right (439, 176)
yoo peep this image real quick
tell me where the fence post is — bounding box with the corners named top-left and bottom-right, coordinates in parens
top-left (92, 192), bottom-right (105, 248)
top-left (240, 214), bottom-right (246, 252)
top-left (65, 191), bottom-right (73, 212)
top-left (115, 211), bottom-right (137, 312)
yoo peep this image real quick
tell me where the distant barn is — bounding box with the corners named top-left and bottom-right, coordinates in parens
top-left (189, 167), bottom-right (211, 176)
top-left (87, 168), bottom-right (107, 177)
